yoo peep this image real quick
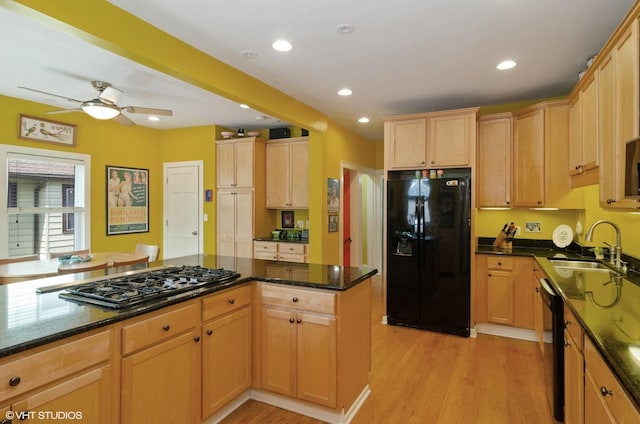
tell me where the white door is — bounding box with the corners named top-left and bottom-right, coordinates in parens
top-left (163, 161), bottom-right (203, 259)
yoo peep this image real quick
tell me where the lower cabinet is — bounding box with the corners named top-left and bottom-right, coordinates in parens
top-left (564, 304), bottom-right (584, 424)
top-left (120, 301), bottom-right (201, 424)
top-left (201, 286), bottom-right (252, 419)
top-left (0, 329), bottom-right (113, 423)
top-left (254, 241), bottom-right (308, 263)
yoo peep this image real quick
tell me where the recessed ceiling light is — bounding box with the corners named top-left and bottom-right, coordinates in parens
top-left (497, 60), bottom-right (517, 70)
top-left (358, 117), bottom-right (370, 123)
top-left (241, 50), bottom-right (258, 59)
top-left (148, 116), bottom-right (160, 121)
top-left (272, 39), bottom-right (293, 52)
top-left (240, 104), bottom-right (250, 109)
top-left (338, 88), bottom-right (352, 96)
top-left (336, 24), bottom-right (355, 35)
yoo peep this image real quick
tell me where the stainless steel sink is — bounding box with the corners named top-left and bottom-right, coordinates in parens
top-left (549, 259), bottom-right (611, 272)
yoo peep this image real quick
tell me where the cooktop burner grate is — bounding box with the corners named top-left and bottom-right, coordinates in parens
top-left (59, 266), bottom-right (240, 309)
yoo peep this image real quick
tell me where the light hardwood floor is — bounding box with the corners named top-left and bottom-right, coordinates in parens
top-left (221, 276), bottom-right (554, 423)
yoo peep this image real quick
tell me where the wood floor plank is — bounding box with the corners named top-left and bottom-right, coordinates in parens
top-left (220, 276), bottom-right (554, 423)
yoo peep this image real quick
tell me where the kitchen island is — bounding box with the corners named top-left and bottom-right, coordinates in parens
top-left (0, 255), bottom-right (376, 423)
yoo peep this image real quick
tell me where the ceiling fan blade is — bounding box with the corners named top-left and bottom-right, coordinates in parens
top-left (98, 86), bottom-right (123, 105)
top-left (45, 108), bottom-right (83, 115)
top-left (18, 86), bottom-right (82, 103)
top-left (122, 106), bottom-right (173, 116)
top-left (113, 114), bottom-right (136, 126)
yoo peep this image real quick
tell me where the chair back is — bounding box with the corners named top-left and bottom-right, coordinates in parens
top-left (57, 262), bottom-right (108, 275)
top-left (112, 256), bottom-right (149, 267)
top-left (135, 244), bottom-right (159, 262)
top-left (0, 255), bottom-right (39, 265)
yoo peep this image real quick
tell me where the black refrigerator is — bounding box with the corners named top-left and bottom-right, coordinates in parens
top-left (386, 169), bottom-right (471, 337)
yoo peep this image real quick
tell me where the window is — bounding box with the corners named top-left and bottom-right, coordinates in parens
top-left (0, 145), bottom-right (91, 258)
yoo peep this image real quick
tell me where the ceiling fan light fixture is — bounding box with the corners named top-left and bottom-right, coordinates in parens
top-left (82, 100), bottom-right (120, 120)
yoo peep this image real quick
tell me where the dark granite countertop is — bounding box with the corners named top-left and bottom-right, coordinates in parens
top-left (477, 238), bottom-right (640, 410)
top-left (0, 255), bottom-right (377, 359)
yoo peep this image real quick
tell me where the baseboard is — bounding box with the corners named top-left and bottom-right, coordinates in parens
top-left (204, 386), bottom-right (371, 424)
top-left (475, 323), bottom-right (538, 342)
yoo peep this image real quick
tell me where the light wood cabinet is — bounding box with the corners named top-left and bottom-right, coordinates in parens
top-left (202, 285), bottom-right (252, 419)
top-left (564, 304), bottom-right (584, 424)
top-left (0, 330), bottom-right (113, 423)
top-left (477, 113), bottom-right (512, 207)
top-left (254, 240), bottom-right (308, 263)
top-left (266, 137), bottom-right (309, 209)
top-left (121, 301), bottom-right (201, 424)
top-left (513, 258), bottom-right (535, 330)
top-left (486, 256), bottom-right (514, 325)
top-left (217, 189), bottom-right (255, 258)
top-left (532, 264), bottom-right (547, 356)
top-left (513, 100), bottom-right (579, 208)
top-left (569, 73), bottom-right (599, 181)
top-left (384, 107), bottom-right (479, 170)
top-left (217, 138), bottom-right (259, 189)
top-left (584, 337), bottom-right (640, 424)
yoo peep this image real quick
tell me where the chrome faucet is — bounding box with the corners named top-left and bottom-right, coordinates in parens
top-left (585, 220), bottom-right (622, 267)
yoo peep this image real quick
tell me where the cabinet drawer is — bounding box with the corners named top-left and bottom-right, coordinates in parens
top-left (202, 284), bottom-right (252, 321)
top-left (585, 337), bottom-right (640, 422)
top-left (122, 302), bottom-right (199, 355)
top-left (278, 253), bottom-right (307, 263)
top-left (261, 283), bottom-right (335, 315)
top-left (0, 330), bottom-right (110, 400)
top-left (279, 243), bottom-right (306, 255)
top-left (254, 251), bottom-right (278, 261)
top-left (486, 256), bottom-right (514, 270)
top-left (564, 304), bottom-right (583, 351)
top-left (254, 241), bottom-right (278, 253)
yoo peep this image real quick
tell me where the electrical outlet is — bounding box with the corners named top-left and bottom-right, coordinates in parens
top-left (515, 226), bottom-right (521, 236)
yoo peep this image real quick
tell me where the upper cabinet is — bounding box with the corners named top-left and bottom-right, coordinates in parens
top-left (384, 107), bottom-right (479, 170)
top-left (217, 138), bottom-right (260, 189)
top-left (568, 72), bottom-right (598, 184)
top-left (266, 137), bottom-right (309, 209)
top-left (477, 113), bottom-right (512, 208)
top-left (513, 100), bottom-right (582, 209)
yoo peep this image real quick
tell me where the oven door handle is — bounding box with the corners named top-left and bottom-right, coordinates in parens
top-left (539, 278), bottom-right (556, 296)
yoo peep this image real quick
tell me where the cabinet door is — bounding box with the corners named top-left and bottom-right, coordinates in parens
top-left (266, 142), bottom-right (291, 208)
top-left (290, 141), bottom-right (309, 208)
top-left (234, 189), bottom-right (254, 258)
top-left (564, 330), bottom-right (584, 424)
top-left (486, 269), bottom-right (514, 325)
top-left (599, 53), bottom-right (617, 206)
top-left (385, 119), bottom-right (427, 169)
top-left (513, 258), bottom-right (534, 329)
top-left (202, 307), bottom-right (251, 419)
top-left (297, 312), bottom-right (337, 408)
top-left (585, 369), bottom-right (616, 424)
top-left (217, 143), bottom-right (236, 188)
top-left (216, 190), bottom-right (236, 257)
top-left (568, 95), bottom-right (582, 176)
top-left (427, 113), bottom-right (472, 167)
top-left (581, 74), bottom-right (598, 172)
top-left (477, 115), bottom-right (512, 207)
top-left (12, 366), bottom-right (113, 423)
top-left (121, 330), bottom-right (200, 424)
top-left (513, 109), bottom-right (544, 207)
top-left (261, 307), bottom-right (297, 397)
top-left (234, 141), bottom-right (255, 188)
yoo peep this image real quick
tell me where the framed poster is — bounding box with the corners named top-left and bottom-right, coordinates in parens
top-left (19, 114), bottom-right (77, 146)
top-left (328, 214), bottom-right (339, 232)
top-left (106, 165), bottom-right (149, 235)
top-left (327, 178), bottom-right (340, 213)
top-left (282, 210), bottom-right (294, 228)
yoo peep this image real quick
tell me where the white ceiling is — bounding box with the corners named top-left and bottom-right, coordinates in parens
top-left (0, 0), bottom-right (635, 141)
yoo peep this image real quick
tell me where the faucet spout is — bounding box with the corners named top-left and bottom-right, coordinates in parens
top-left (585, 220), bottom-right (622, 266)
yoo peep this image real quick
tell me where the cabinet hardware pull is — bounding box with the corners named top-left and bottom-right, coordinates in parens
top-left (206, 329), bottom-right (213, 336)
top-left (292, 297), bottom-right (298, 303)
top-left (296, 318), bottom-right (302, 324)
top-left (9, 376), bottom-right (21, 386)
top-left (497, 262), bottom-right (502, 266)
top-left (535, 287), bottom-right (540, 293)
top-left (162, 324), bottom-right (170, 331)
top-left (563, 320), bottom-right (571, 327)
top-left (193, 336), bottom-right (200, 343)
top-left (1, 418), bottom-right (12, 424)
top-left (228, 298), bottom-right (235, 304)
top-left (564, 341), bottom-right (571, 347)
top-left (600, 386), bottom-right (614, 396)
top-left (289, 318), bottom-right (295, 323)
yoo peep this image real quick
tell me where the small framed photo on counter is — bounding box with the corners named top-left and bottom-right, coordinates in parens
top-left (282, 210), bottom-right (294, 228)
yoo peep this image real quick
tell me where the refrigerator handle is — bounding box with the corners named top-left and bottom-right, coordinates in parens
top-left (420, 199), bottom-right (425, 237)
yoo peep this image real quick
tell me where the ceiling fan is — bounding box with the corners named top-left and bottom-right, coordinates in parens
top-left (18, 80), bottom-right (173, 126)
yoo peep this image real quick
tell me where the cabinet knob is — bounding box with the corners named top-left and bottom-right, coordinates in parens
top-left (289, 318), bottom-right (295, 324)
top-left (162, 324), bottom-right (170, 331)
top-left (600, 386), bottom-right (614, 397)
top-left (1, 418), bottom-right (12, 424)
top-left (292, 297), bottom-right (298, 303)
top-left (9, 376), bottom-right (21, 387)
top-left (537, 200), bottom-right (542, 205)
top-left (497, 262), bottom-right (502, 266)
top-left (296, 318), bottom-right (302, 324)
top-left (193, 336), bottom-right (200, 343)
top-left (228, 298), bottom-right (235, 305)
top-left (206, 329), bottom-right (213, 336)
top-left (488, 273), bottom-right (492, 277)
top-left (563, 320), bottom-right (571, 327)
top-left (564, 341), bottom-right (571, 347)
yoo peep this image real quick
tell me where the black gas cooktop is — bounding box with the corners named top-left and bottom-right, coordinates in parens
top-left (59, 265), bottom-right (240, 309)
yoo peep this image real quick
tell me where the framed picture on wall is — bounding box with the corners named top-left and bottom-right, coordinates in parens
top-left (19, 114), bottom-right (77, 146)
top-left (328, 214), bottom-right (339, 232)
top-left (328, 178), bottom-right (340, 213)
top-left (106, 165), bottom-right (149, 235)
top-left (282, 210), bottom-right (294, 228)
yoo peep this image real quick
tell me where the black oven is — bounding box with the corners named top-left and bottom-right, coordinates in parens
top-left (539, 277), bottom-right (564, 422)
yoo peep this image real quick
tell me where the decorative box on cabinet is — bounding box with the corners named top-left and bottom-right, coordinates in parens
top-left (266, 137), bottom-right (309, 209)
